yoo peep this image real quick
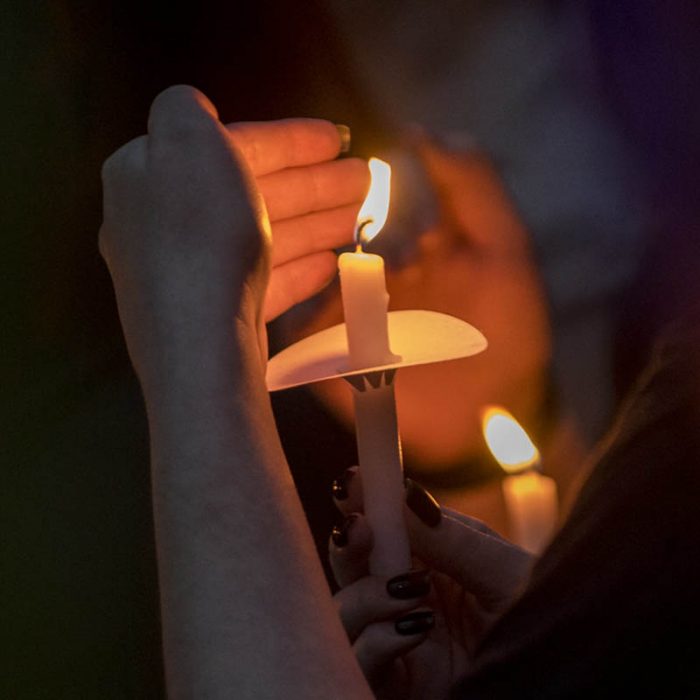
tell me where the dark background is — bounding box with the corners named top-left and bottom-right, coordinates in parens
top-left (3, 1), bottom-right (700, 697)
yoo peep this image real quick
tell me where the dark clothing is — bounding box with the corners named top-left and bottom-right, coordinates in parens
top-left (457, 309), bottom-right (700, 698)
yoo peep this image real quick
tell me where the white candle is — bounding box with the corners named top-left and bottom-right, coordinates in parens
top-left (338, 251), bottom-right (394, 369)
top-left (482, 406), bottom-right (558, 554)
top-left (338, 158), bottom-right (411, 577)
top-left (501, 468), bottom-right (558, 554)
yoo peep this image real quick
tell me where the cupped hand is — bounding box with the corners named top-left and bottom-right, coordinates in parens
top-left (100, 86), bottom-right (268, 384)
top-left (100, 85), bottom-right (368, 385)
top-left (226, 119), bottom-right (368, 321)
top-left (329, 467), bottom-right (533, 699)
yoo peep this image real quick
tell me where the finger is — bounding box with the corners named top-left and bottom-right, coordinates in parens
top-left (334, 570), bottom-right (430, 642)
top-left (264, 251), bottom-right (337, 322)
top-left (331, 466), bottom-right (364, 517)
top-left (270, 204), bottom-right (359, 266)
top-left (415, 138), bottom-right (529, 254)
top-left (330, 469), bottom-right (500, 539)
top-left (227, 119), bottom-right (348, 177)
top-left (412, 511), bottom-right (530, 609)
top-left (329, 468), bottom-right (498, 537)
top-left (332, 467), bottom-right (520, 601)
top-left (353, 613), bottom-right (434, 683)
top-left (329, 512), bottom-right (373, 588)
top-left (439, 505), bottom-right (509, 539)
top-left (257, 158), bottom-right (369, 222)
top-left (405, 481), bottom-right (533, 610)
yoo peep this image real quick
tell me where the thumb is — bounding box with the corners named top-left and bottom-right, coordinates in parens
top-left (404, 479), bottom-right (533, 611)
top-left (414, 137), bottom-right (530, 255)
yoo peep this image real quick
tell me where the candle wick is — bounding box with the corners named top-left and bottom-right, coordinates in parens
top-left (354, 217), bottom-right (375, 249)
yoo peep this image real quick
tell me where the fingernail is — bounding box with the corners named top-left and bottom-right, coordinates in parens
top-left (331, 466), bottom-right (357, 501)
top-left (335, 124), bottom-right (351, 153)
top-left (395, 610), bottom-right (435, 636)
top-left (405, 478), bottom-right (442, 528)
top-left (331, 513), bottom-right (357, 548)
top-left (387, 569), bottom-right (431, 600)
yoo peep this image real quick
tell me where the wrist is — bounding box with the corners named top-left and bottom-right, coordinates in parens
top-left (135, 312), bottom-right (264, 408)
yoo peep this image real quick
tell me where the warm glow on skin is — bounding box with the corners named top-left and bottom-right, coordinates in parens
top-left (481, 406), bottom-right (540, 473)
top-left (356, 158), bottom-right (391, 246)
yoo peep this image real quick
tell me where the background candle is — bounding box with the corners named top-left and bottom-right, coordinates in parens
top-left (501, 469), bottom-right (558, 553)
top-left (482, 406), bottom-right (558, 553)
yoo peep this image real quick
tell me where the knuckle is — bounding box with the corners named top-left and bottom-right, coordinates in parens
top-left (162, 115), bottom-right (213, 144)
top-left (359, 621), bottom-right (387, 651)
top-left (101, 136), bottom-right (147, 183)
top-left (149, 86), bottom-right (219, 143)
top-left (150, 84), bottom-right (200, 115)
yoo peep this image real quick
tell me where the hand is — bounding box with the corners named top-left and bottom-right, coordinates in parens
top-left (100, 85), bottom-right (368, 387)
top-left (288, 137), bottom-right (551, 468)
top-left (231, 120), bottom-right (367, 322)
top-left (330, 469), bottom-right (532, 699)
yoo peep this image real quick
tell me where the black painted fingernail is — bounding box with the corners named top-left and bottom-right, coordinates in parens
top-left (405, 478), bottom-right (442, 528)
top-left (395, 611), bottom-right (435, 636)
top-left (387, 569), bottom-right (431, 600)
top-left (332, 466), bottom-right (357, 501)
top-left (331, 514), bottom-right (357, 548)
top-left (335, 124), bottom-right (351, 153)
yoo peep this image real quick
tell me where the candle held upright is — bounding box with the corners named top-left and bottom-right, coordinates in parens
top-left (338, 158), bottom-right (411, 577)
top-left (482, 406), bottom-right (558, 554)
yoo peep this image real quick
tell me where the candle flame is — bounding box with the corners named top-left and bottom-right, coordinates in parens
top-left (356, 158), bottom-right (391, 246)
top-left (481, 406), bottom-right (540, 474)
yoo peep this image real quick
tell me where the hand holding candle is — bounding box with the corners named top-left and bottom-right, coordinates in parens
top-left (482, 406), bottom-right (558, 553)
top-left (267, 157), bottom-right (488, 575)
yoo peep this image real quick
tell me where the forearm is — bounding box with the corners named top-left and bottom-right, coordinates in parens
top-left (143, 325), bottom-right (371, 699)
top-left (99, 87), bottom-right (374, 697)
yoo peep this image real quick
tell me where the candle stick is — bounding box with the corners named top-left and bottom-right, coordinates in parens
top-left (338, 158), bottom-right (411, 577)
top-left (345, 370), bottom-right (409, 576)
top-left (481, 406), bottom-right (558, 554)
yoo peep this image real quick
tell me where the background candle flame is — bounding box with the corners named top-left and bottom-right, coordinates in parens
top-left (356, 158), bottom-right (391, 245)
top-left (481, 406), bottom-right (540, 473)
